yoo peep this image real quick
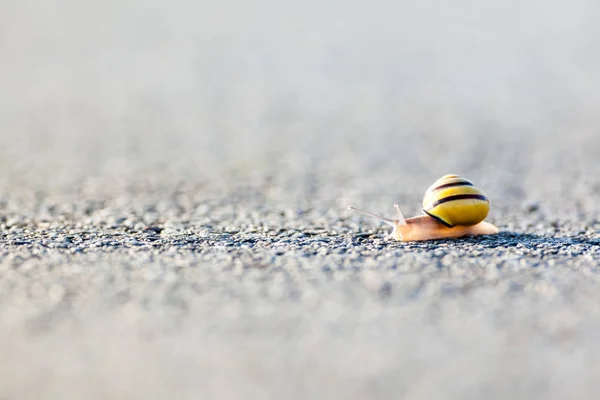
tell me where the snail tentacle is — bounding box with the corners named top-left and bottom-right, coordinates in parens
top-left (347, 206), bottom-right (398, 227)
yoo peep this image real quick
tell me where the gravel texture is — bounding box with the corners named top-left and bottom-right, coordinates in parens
top-left (1, 1), bottom-right (600, 399)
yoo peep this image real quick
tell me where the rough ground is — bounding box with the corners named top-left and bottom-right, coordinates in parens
top-left (1, 1), bottom-right (600, 399)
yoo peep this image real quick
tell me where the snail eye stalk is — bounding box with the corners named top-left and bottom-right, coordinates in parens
top-left (347, 206), bottom-right (400, 227)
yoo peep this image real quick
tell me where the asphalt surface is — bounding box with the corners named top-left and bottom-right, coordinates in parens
top-left (1, 1), bottom-right (600, 399)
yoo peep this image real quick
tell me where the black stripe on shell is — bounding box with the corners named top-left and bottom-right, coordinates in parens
top-left (422, 209), bottom-right (455, 227)
top-left (422, 193), bottom-right (489, 227)
top-left (425, 194), bottom-right (489, 212)
top-left (431, 180), bottom-right (474, 191)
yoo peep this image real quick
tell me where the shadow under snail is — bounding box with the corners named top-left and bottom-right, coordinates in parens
top-left (347, 174), bottom-right (499, 242)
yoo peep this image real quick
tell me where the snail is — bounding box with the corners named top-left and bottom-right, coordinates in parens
top-left (347, 174), bottom-right (499, 241)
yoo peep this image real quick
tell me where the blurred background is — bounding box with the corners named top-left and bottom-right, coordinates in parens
top-left (1, 1), bottom-right (600, 399)
top-left (1, 0), bottom-right (599, 216)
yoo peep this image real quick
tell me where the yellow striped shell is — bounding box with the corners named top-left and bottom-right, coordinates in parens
top-left (422, 174), bottom-right (490, 227)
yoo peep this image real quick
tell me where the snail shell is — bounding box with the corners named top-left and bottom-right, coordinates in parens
top-left (422, 174), bottom-right (490, 227)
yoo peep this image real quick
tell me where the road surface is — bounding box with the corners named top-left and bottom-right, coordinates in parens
top-left (1, 1), bottom-right (599, 399)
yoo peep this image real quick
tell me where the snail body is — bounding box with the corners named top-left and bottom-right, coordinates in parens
top-left (347, 174), bottom-right (499, 242)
